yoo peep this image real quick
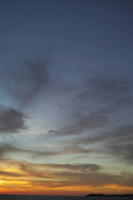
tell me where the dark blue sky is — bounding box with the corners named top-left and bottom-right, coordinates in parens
top-left (0, 0), bottom-right (133, 195)
top-left (0, 0), bottom-right (133, 67)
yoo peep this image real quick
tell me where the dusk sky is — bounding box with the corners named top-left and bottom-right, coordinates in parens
top-left (0, 0), bottom-right (133, 196)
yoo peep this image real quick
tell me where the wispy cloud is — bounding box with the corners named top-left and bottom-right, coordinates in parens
top-left (0, 157), bottom-right (133, 191)
top-left (0, 170), bottom-right (22, 177)
top-left (47, 109), bottom-right (109, 137)
top-left (108, 144), bottom-right (133, 164)
top-left (17, 160), bottom-right (133, 188)
top-left (77, 71), bottom-right (133, 110)
top-left (0, 106), bottom-right (26, 134)
top-left (4, 59), bottom-right (50, 107)
top-left (0, 142), bottom-right (93, 161)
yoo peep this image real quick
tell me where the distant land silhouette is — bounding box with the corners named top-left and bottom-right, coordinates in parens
top-left (86, 193), bottom-right (133, 197)
top-left (0, 194), bottom-right (132, 200)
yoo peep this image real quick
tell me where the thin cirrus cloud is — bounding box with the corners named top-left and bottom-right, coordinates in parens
top-left (35, 145), bottom-right (93, 157)
top-left (0, 142), bottom-right (94, 162)
top-left (69, 124), bottom-right (133, 164)
top-left (73, 124), bottom-right (133, 147)
top-left (47, 109), bottom-right (109, 137)
top-left (44, 124), bottom-right (133, 164)
top-left (18, 162), bottom-right (101, 180)
top-left (0, 143), bottom-right (33, 159)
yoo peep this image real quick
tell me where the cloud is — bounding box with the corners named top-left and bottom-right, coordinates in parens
top-left (16, 161), bottom-right (133, 188)
top-left (0, 158), bottom-right (133, 190)
top-left (71, 135), bottom-right (107, 145)
top-left (18, 162), bottom-right (101, 180)
top-left (108, 144), bottom-right (133, 164)
top-left (0, 142), bottom-right (93, 162)
top-left (99, 124), bottom-right (133, 163)
top-left (52, 171), bottom-right (133, 188)
top-left (84, 124), bottom-right (133, 146)
top-left (18, 161), bottom-right (133, 188)
top-left (0, 106), bottom-right (26, 134)
top-left (40, 163), bottom-right (101, 172)
top-left (19, 162), bottom-right (51, 179)
top-left (0, 170), bottom-right (22, 177)
top-left (47, 124), bottom-right (133, 164)
top-left (77, 73), bottom-right (133, 110)
top-left (34, 145), bottom-right (92, 157)
top-left (109, 124), bottom-right (133, 144)
top-left (44, 67), bottom-right (133, 146)
top-left (0, 143), bottom-right (33, 159)
top-left (47, 109), bottom-right (109, 137)
top-left (44, 123), bottom-right (133, 164)
top-left (62, 112), bottom-right (108, 134)
top-left (5, 59), bottom-right (50, 107)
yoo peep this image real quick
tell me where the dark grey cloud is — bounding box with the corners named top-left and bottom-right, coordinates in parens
top-left (65, 70), bottom-right (133, 142)
top-left (0, 106), bottom-right (26, 134)
top-left (62, 111), bottom-right (108, 134)
top-left (0, 143), bottom-right (32, 159)
top-left (77, 124), bottom-right (133, 163)
top-left (40, 163), bottom-right (101, 172)
top-left (47, 68), bottom-right (133, 141)
top-left (100, 124), bottom-right (133, 163)
top-left (0, 143), bottom-right (43, 160)
top-left (108, 144), bottom-right (133, 164)
top-left (0, 170), bottom-right (22, 177)
top-left (109, 124), bottom-right (133, 144)
top-left (77, 73), bottom-right (133, 110)
top-left (5, 59), bottom-right (50, 107)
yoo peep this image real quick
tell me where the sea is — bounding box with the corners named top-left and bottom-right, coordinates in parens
top-left (0, 195), bottom-right (132, 200)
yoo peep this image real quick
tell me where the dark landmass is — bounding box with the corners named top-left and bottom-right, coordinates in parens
top-left (86, 194), bottom-right (133, 197)
top-left (0, 194), bottom-right (133, 200)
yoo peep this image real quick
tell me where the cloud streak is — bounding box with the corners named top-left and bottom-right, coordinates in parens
top-left (0, 106), bottom-right (26, 134)
top-left (0, 142), bottom-right (94, 162)
top-left (17, 161), bottom-right (133, 188)
top-left (80, 73), bottom-right (133, 108)
top-left (5, 59), bottom-right (50, 107)
top-left (47, 109), bottom-right (109, 137)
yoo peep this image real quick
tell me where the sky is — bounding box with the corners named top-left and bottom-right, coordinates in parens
top-left (0, 0), bottom-right (133, 196)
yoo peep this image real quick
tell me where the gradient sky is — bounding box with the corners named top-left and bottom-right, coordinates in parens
top-left (0, 0), bottom-right (133, 196)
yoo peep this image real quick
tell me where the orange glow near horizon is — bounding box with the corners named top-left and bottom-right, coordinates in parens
top-left (0, 160), bottom-right (132, 196)
top-left (0, 178), bottom-right (133, 196)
